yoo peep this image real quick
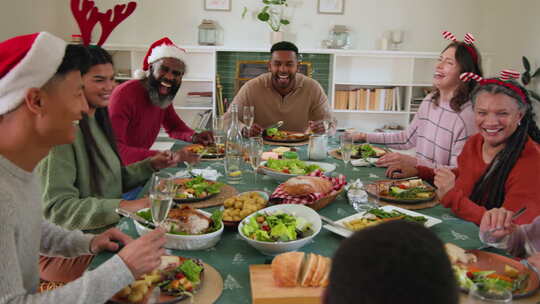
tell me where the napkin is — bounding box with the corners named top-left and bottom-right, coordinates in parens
top-left (174, 167), bottom-right (222, 181)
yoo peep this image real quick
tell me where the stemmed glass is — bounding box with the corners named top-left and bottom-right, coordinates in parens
top-left (212, 116), bottom-right (226, 147)
top-left (340, 133), bottom-right (354, 169)
top-left (243, 106), bottom-right (255, 137)
top-left (149, 171), bottom-right (174, 228)
top-left (467, 283), bottom-right (512, 303)
top-left (248, 137), bottom-right (264, 183)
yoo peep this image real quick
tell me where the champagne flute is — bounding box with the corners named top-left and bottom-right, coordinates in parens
top-left (340, 133), bottom-right (353, 168)
top-left (243, 106), bottom-right (255, 137)
top-left (248, 137), bottom-right (264, 183)
top-left (149, 171), bottom-right (174, 228)
top-left (212, 116), bottom-right (226, 147)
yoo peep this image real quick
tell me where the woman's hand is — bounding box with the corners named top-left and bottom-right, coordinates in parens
top-left (527, 253), bottom-right (540, 271)
top-left (434, 167), bottom-right (456, 199)
top-left (118, 228), bottom-right (167, 279)
top-left (376, 152), bottom-right (417, 168)
top-left (173, 148), bottom-right (201, 165)
top-left (90, 228), bottom-right (133, 254)
top-left (149, 151), bottom-right (176, 170)
top-left (119, 197), bottom-right (150, 213)
top-left (385, 165), bottom-right (418, 179)
top-left (479, 208), bottom-right (517, 239)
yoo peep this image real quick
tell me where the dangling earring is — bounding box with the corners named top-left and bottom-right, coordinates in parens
top-left (518, 120), bottom-right (521, 126)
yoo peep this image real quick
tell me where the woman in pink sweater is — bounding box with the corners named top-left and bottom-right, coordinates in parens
top-left (350, 35), bottom-right (482, 168)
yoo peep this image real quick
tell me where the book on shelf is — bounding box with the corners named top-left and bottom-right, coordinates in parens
top-left (348, 90), bottom-right (357, 110)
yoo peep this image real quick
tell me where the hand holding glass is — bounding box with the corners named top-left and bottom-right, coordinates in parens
top-left (149, 171), bottom-right (174, 227)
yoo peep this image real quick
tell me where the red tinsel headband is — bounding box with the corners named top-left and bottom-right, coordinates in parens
top-left (460, 70), bottom-right (528, 104)
top-left (442, 31), bottom-right (478, 65)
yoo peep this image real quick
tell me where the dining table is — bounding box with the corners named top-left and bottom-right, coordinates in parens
top-left (91, 134), bottom-right (540, 304)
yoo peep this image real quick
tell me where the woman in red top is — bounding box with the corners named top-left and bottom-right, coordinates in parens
top-left (388, 77), bottom-right (540, 225)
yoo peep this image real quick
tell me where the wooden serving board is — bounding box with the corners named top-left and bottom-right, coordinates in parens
top-left (249, 265), bottom-right (323, 304)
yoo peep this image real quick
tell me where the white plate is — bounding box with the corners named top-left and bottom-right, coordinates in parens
top-left (259, 161), bottom-right (336, 182)
top-left (323, 205), bottom-right (442, 238)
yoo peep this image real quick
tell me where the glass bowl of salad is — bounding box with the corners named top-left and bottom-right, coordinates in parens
top-left (238, 204), bottom-right (322, 255)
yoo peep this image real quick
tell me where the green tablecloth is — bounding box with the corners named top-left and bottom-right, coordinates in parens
top-left (91, 137), bottom-right (484, 304)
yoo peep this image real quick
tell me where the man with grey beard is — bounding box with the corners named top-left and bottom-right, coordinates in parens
top-left (109, 37), bottom-right (214, 165)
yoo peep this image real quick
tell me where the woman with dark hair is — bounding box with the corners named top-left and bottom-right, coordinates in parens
top-left (390, 74), bottom-right (540, 225)
top-left (349, 34), bottom-right (482, 168)
top-left (37, 45), bottom-right (197, 283)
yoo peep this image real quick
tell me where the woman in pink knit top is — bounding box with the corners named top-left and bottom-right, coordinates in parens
top-left (350, 37), bottom-right (482, 168)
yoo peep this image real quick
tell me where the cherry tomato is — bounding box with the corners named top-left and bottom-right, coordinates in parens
top-left (398, 184), bottom-right (408, 189)
top-left (175, 272), bottom-right (185, 279)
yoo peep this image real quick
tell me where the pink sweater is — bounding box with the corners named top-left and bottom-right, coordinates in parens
top-left (367, 94), bottom-right (478, 167)
top-left (109, 80), bottom-right (195, 165)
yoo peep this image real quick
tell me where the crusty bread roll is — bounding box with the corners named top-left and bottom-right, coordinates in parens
top-left (272, 252), bottom-right (331, 288)
top-left (158, 255), bottom-right (181, 271)
top-left (445, 243), bottom-right (477, 264)
top-left (282, 176), bottom-right (333, 196)
top-left (272, 252), bottom-right (305, 287)
top-left (372, 146), bottom-right (386, 157)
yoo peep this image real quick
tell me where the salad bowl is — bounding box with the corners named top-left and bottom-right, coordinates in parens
top-left (238, 204), bottom-right (322, 255)
top-left (259, 159), bottom-right (336, 182)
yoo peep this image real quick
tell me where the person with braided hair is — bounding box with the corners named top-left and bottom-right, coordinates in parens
top-left (388, 76), bottom-right (540, 225)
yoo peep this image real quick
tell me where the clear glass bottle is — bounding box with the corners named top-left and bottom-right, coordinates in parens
top-left (225, 104), bottom-right (243, 183)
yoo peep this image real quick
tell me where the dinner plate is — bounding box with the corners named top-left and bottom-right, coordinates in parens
top-left (185, 144), bottom-right (225, 159)
top-left (263, 130), bottom-right (309, 143)
top-left (172, 178), bottom-right (220, 203)
top-left (335, 144), bottom-right (388, 159)
top-left (323, 205), bottom-right (442, 238)
top-left (459, 250), bottom-right (540, 298)
top-left (364, 179), bottom-right (436, 204)
top-left (259, 161), bottom-right (336, 182)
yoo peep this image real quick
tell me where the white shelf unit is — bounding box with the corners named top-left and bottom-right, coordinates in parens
top-left (330, 50), bottom-right (441, 132)
top-left (104, 45), bottom-right (216, 132)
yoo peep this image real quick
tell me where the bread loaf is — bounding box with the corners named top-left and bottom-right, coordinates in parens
top-left (282, 176), bottom-right (333, 196)
top-left (445, 243), bottom-right (477, 264)
top-left (271, 252), bottom-right (331, 288)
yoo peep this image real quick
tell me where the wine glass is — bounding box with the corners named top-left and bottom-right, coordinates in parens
top-left (149, 171), bottom-right (174, 228)
top-left (248, 137), bottom-right (264, 183)
top-left (467, 283), bottom-right (512, 303)
top-left (340, 132), bottom-right (354, 168)
top-left (212, 116), bottom-right (226, 147)
top-left (243, 106), bottom-right (255, 137)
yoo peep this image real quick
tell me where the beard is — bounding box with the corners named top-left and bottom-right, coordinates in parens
top-left (146, 73), bottom-right (181, 109)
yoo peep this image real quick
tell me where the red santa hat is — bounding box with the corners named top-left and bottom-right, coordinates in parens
top-left (0, 32), bottom-right (66, 115)
top-left (133, 37), bottom-right (187, 79)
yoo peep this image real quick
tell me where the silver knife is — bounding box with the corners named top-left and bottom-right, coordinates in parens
top-left (320, 215), bottom-right (355, 232)
top-left (115, 208), bottom-right (157, 228)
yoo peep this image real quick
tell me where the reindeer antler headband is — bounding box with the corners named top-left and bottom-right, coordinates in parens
top-left (442, 31), bottom-right (478, 64)
top-left (460, 70), bottom-right (528, 104)
top-left (71, 0), bottom-right (137, 46)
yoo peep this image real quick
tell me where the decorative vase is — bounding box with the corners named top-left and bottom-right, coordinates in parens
top-left (270, 31), bottom-right (283, 45)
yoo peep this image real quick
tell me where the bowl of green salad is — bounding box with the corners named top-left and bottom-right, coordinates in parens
top-left (259, 159), bottom-right (336, 182)
top-left (238, 204), bottom-right (322, 255)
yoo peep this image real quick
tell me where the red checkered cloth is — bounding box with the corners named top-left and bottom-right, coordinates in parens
top-left (270, 170), bottom-right (347, 205)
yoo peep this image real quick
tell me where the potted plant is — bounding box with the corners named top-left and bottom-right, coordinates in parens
top-left (243, 0), bottom-right (290, 44)
top-left (521, 56), bottom-right (540, 102)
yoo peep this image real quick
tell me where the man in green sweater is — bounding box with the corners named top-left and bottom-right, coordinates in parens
top-left (0, 32), bottom-right (165, 303)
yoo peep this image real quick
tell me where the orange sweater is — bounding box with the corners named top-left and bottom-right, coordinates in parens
top-left (418, 134), bottom-right (540, 225)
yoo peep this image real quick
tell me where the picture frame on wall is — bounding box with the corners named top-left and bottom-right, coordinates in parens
top-left (204, 0), bottom-right (231, 11)
top-left (317, 0), bottom-right (344, 15)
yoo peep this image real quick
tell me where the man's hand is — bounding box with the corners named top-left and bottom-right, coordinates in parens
top-left (119, 197), bottom-right (150, 213)
top-left (149, 151), bottom-right (176, 170)
top-left (375, 152), bottom-right (417, 168)
top-left (242, 123), bottom-right (263, 138)
top-left (118, 228), bottom-right (167, 279)
top-left (308, 120), bottom-right (327, 134)
top-left (385, 165), bottom-right (418, 179)
top-left (192, 131), bottom-right (214, 145)
top-left (172, 148), bottom-right (200, 165)
top-left (90, 228), bottom-right (133, 254)
top-left (479, 208), bottom-right (517, 240)
top-left (434, 167), bottom-right (456, 199)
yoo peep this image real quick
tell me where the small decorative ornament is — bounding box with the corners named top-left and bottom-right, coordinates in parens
top-left (198, 19), bottom-right (218, 46)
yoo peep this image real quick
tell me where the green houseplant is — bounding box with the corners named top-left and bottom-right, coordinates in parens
top-left (521, 56), bottom-right (540, 102)
top-left (243, 0), bottom-right (290, 32)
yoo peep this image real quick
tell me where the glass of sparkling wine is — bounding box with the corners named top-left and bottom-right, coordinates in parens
top-left (149, 171), bottom-right (174, 228)
top-left (243, 106), bottom-right (255, 136)
top-left (340, 133), bottom-right (353, 168)
top-left (248, 137), bottom-right (264, 183)
top-left (212, 116), bottom-right (226, 146)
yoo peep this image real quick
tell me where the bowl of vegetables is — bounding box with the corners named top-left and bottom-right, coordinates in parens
top-left (238, 204), bottom-right (322, 255)
top-left (259, 159), bottom-right (336, 182)
top-left (134, 206), bottom-right (224, 250)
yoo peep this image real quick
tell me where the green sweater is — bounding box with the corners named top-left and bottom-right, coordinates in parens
top-left (38, 115), bottom-right (154, 233)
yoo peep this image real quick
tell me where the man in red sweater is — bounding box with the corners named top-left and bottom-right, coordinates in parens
top-left (109, 37), bottom-right (213, 165)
